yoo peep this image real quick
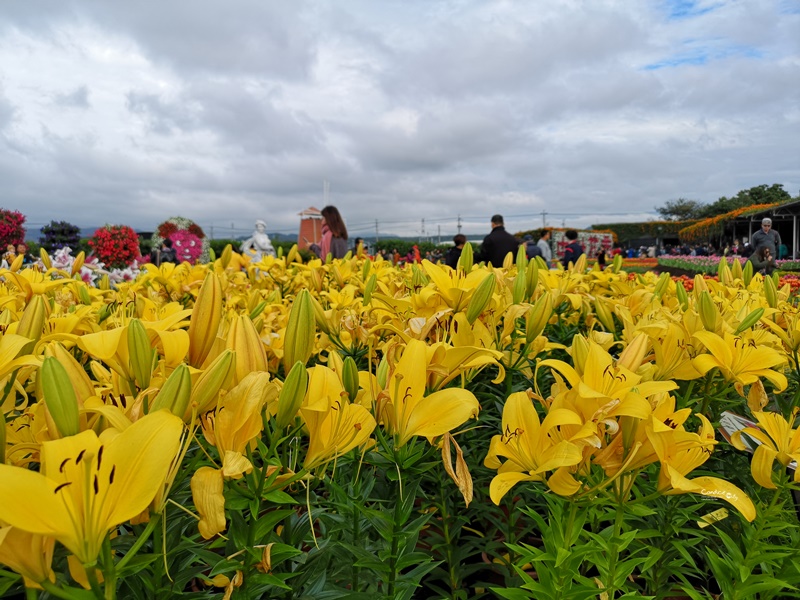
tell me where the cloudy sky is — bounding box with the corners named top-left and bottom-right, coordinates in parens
top-left (1, 0), bottom-right (798, 240)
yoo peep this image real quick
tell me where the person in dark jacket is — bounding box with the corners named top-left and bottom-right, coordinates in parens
top-left (477, 214), bottom-right (519, 267)
top-left (562, 230), bottom-right (585, 267)
top-left (523, 234), bottom-right (542, 259)
top-left (751, 218), bottom-right (781, 258)
top-left (151, 239), bottom-right (177, 266)
top-left (445, 234), bottom-right (466, 269)
top-left (748, 246), bottom-right (777, 275)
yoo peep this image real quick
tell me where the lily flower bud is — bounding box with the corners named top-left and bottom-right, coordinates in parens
top-left (526, 293), bottom-right (553, 343)
top-left (376, 355), bottom-right (389, 389)
top-left (192, 349), bottom-right (236, 415)
top-left (653, 272), bottom-right (671, 300)
top-left (188, 273), bottom-right (223, 368)
top-left (734, 307), bottom-right (765, 335)
top-left (742, 260), bottom-right (754, 286)
top-left (151, 363), bottom-right (192, 418)
top-left (764, 274), bottom-right (778, 309)
top-left (128, 318), bottom-right (156, 391)
top-left (698, 291), bottom-right (719, 333)
top-left (458, 242), bottom-right (474, 273)
top-left (16, 295), bottom-right (47, 345)
top-left (39, 247), bottom-right (52, 270)
top-left (466, 273), bottom-right (496, 325)
top-left (717, 257), bottom-right (732, 286)
top-left (617, 333), bottom-right (649, 372)
top-left (342, 356), bottom-right (359, 402)
top-left (227, 315), bottom-right (267, 383)
top-left (283, 289), bottom-right (316, 374)
top-left (675, 280), bottom-right (689, 311)
top-left (512, 269), bottom-right (526, 305)
top-left (516, 244), bottom-right (527, 270)
top-left (593, 297), bottom-right (615, 333)
top-left (41, 357), bottom-right (81, 437)
top-left (730, 257), bottom-right (743, 281)
top-left (611, 252), bottom-right (623, 273)
top-left (363, 274), bottom-right (377, 306)
top-left (276, 361), bottom-right (308, 429)
top-left (71, 251), bottom-right (86, 276)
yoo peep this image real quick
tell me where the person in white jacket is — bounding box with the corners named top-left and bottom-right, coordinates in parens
top-left (536, 229), bottom-right (553, 266)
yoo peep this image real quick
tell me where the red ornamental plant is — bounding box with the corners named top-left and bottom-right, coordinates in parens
top-left (88, 225), bottom-right (140, 269)
top-left (0, 209), bottom-right (26, 248)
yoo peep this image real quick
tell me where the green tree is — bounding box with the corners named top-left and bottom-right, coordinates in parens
top-left (697, 184), bottom-right (791, 218)
top-left (655, 198), bottom-right (704, 221)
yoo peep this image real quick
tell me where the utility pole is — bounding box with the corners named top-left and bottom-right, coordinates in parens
top-left (231, 222), bottom-right (235, 239)
top-left (375, 220), bottom-right (379, 243)
top-left (541, 210), bottom-right (547, 228)
top-left (420, 218), bottom-right (425, 243)
top-left (210, 225), bottom-right (214, 240)
top-left (438, 224), bottom-right (441, 245)
top-left (457, 214), bottom-right (462, 234)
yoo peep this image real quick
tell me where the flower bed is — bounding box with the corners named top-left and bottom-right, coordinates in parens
top-left (0, 247), bottom-right (799, 598)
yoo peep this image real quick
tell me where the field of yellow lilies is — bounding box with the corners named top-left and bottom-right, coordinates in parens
top-left (1, 245), bottom-right (800, 599)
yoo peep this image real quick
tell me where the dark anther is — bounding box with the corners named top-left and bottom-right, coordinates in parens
top-left (59, 458), bottom-right (70, 473)
top-left (54, 482), bottom-right (72, 494)
top-left (93, 475), bottom-right (99, 495)
top-left (109, 465), bottom-right (116, 485)
top-left (97, 446), bottom-right (104, 470)
top-left (75, 449), bottom-right (86, 464)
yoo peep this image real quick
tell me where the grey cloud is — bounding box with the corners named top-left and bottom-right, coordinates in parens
top-left (54, 85), bottom-right (90, 108)
top-left (3, 1), bottom-right (317, 79)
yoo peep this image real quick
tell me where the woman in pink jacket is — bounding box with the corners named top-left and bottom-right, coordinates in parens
top-left (319, 205), bottom-right (348, 260)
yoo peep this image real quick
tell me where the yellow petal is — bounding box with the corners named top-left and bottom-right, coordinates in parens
top-left (191, 467), bottom-right (227, 539)
top-left (489, 471), bottom-right (537, 505)
top-left (0, 465), bottom-right (73, 538)
top-left (750, 444), bottom-right (778, 489)
top-left (547, 467), bottom-right (582, 496)
top-left (102, 410), bottom-right (184, 526)
top-left (401, 388), bottom-right (479, 445)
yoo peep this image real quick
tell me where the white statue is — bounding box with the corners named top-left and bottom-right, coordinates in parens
top-left (240, 220), bottom-right (276, 261)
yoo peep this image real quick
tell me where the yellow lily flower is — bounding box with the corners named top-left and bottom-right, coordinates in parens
top-left (0, 410), bottom-right (183, 564)
top-left (201, 372), bottom-right (275, 478)
top-left (381, 339), bottom-right (480, 446)
top-left (540, 340), bottom-right (675, 421)
top-left (484, 391), bottom-right (584, 503)
top-left (731, 410), bottom-right (800, 489)
top-left (0, 525), bottom-right (55, 589)
top-left (421, 259), bottom-right (495, 313)
top-left (650, 412), bottom-right (756, 521)
top-left (300, 365), bottom-right (376, 469)
top-left (692, 331), bottom-right (787, 391)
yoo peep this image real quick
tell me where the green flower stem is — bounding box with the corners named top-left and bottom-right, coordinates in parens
top-left (115, 515), bottom-right (160, 573)
top-left (39, 580), bottom-right (89, 600)
top-left (84, 566), bottom-right (104, 600)
top-left (102, 536), bottom-right (116, 600)
top-left (387, 476), bottom-right (404, 599)
top-left (25, 587), bottom-right (38, 600)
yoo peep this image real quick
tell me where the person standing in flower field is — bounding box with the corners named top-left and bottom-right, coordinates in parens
top-left (477, 214), bottom-right (519, 267)
top-left (320, 205), bottom-right (348, 260)
top-left (751, 217), bottom-right (781, 258)
top-left (562, 229), bottom-right (585, 267)
top-left (537, 229), bottom-right (553, 266)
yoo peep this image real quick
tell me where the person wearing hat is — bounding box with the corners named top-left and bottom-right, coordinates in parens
top-left (751, 218), bottom-right (781, 259)
top-left (523, 234), bottom-right (542, 260)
